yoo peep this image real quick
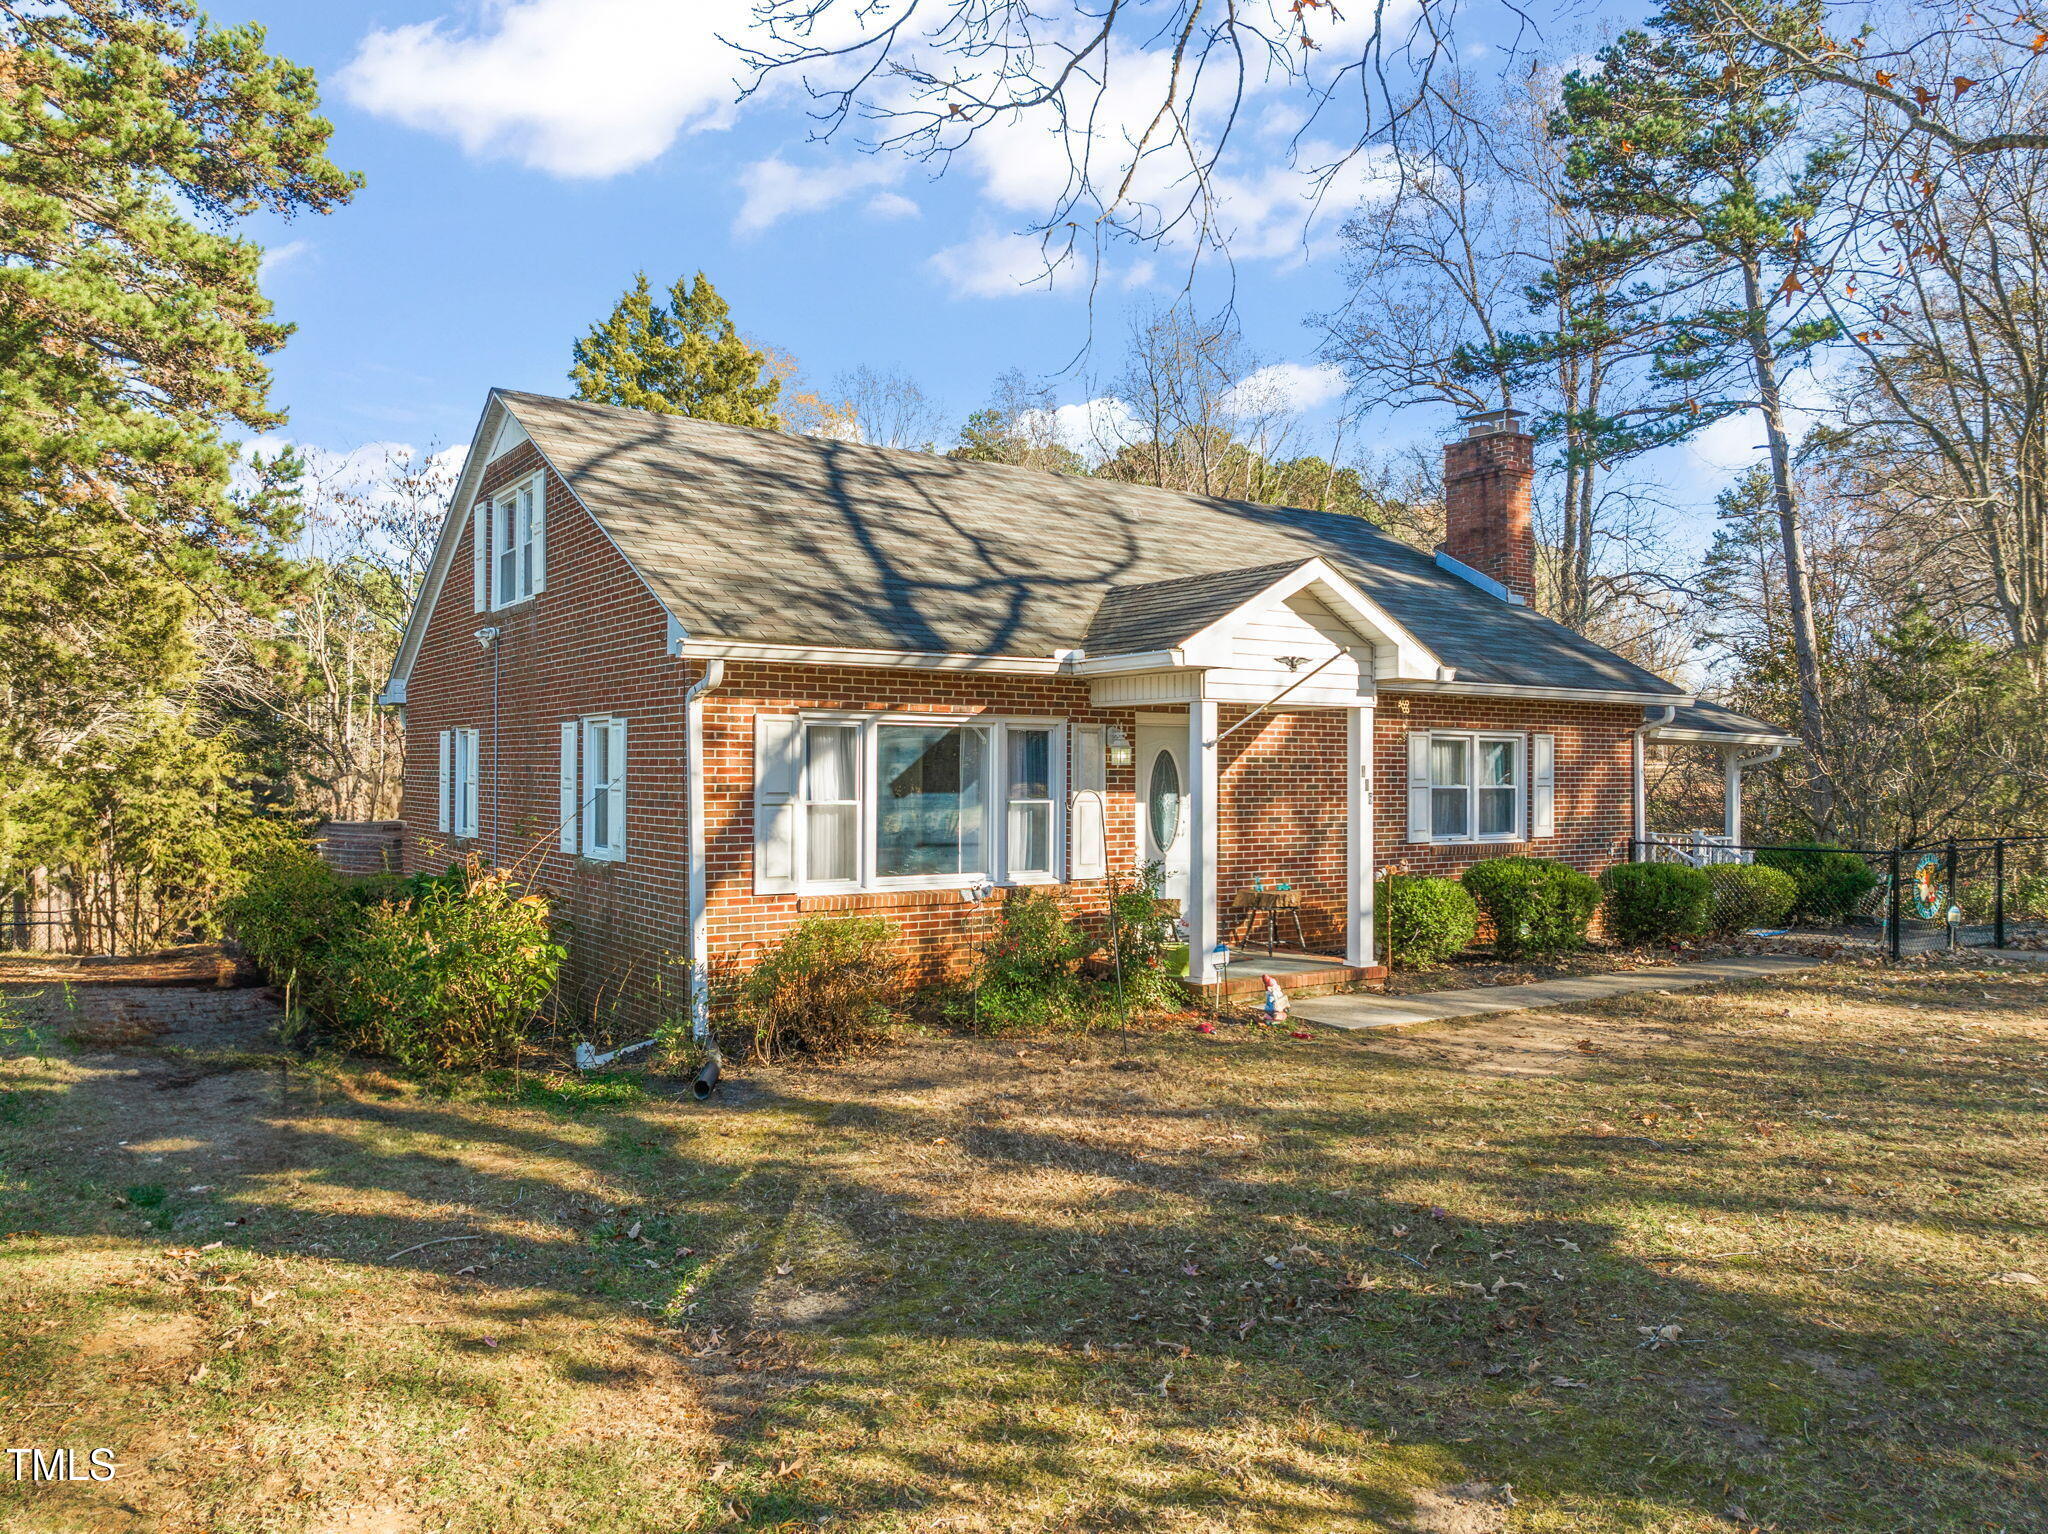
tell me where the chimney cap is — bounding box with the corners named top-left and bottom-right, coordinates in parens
top-left (1461, 406), bottom-right (1529, 438)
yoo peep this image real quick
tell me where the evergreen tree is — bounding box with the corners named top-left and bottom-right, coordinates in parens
top-left (1545, 0), bottom-right (1845, 828)
top-left (0, 0), bottom-right (356, 767)
top-left (570, 272), bottom-right (783, 428)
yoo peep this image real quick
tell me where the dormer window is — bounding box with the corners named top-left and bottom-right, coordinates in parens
top-left (491, 472), bottom-right (545, 607)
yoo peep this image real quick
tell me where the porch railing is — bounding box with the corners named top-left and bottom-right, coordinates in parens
top-left (1639, 830), bottom-right (1752, 867)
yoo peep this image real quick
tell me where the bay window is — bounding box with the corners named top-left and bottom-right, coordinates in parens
top-left (781, 715), bottom-right (1064, 892)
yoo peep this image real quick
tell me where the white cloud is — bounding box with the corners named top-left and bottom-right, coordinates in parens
top-left (1226, 361), bottom-right (1347, 416)
top-left (734, 154), bottom-right (904, 237)
top-left (1018, 396), bottom-right (1144, 461)
top-left (927, 231), bottom-right (1089, 299)
top-left (258, 239), bottom-right (312, 281)
top-left (865, 191), bottom-right (921, 220)
top-left (339, 0), bottom-right (759, 177)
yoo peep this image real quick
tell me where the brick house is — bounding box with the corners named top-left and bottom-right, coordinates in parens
top-left (379, 391), bottom-right (1789, 1033)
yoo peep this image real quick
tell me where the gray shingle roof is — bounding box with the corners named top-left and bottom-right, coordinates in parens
top-left (1655, 700), bottom-right (1795, 743)
top-left (501, 389), bottom-right (1685, 697)
top-left (1082, 561), bottom-right (1317, 655)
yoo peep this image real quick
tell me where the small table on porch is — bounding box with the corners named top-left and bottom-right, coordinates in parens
top-left (1231, 887), bottom-right (1307, 956)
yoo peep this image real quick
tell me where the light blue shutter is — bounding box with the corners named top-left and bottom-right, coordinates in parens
top-left (558, 721), bottom-right (579, 854)
top-left (754, 715), bottom-right (803, 894)
top-left (1406, 732), bottom-right (1433, 842)
top-left (530, 474), bottom-right (546, 593)
top-left (1530, 733), bottom-right (1556, 839)
top-left (437, 730), bottom-right (452, 833)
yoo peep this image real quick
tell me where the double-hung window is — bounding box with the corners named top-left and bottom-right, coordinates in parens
top-left (766, 716), bottom-right (1064, 894)
top-left (491, 473), bottom-right (544, 607)
top-left (437, 728), bottom-right (480, 839)
top-left (1424, 731), bottom-right (1523, 842)
top-left (558, 715), bottom-right (626, 861)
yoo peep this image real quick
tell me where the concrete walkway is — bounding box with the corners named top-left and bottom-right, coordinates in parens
top-left (1290, 954), bottom-right (1818, 1032)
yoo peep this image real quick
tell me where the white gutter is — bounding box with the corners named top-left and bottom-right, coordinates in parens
top-left (1632, 705), bottom-right (1677, 858)
top-left (685, 656), bottom-right (726, 1040)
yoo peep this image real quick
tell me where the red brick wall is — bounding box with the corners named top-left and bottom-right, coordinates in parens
top-left (1217, 710), bottom-right (1348, 953)
top-left (699, 664), bottom-right (1142, 984)
top-left (398, 456), bottom-right (1642, 1020)
top-left (400, 444), bottom-right (691, 1040)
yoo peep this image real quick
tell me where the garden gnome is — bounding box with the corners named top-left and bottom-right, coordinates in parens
top-left (1263, 973), bottom-right (1288, 1024)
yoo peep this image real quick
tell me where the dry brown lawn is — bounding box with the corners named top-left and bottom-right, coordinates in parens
top-left (1, 957), bottom-right (2043, 1532)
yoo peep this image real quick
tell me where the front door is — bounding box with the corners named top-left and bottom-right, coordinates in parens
top-left (1136, 724), bottom-right (1191, 921)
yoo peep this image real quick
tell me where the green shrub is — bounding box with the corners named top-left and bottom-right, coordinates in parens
top-left (1702, 864), bottom-right (1800, 934)
top-left (1755, 845), bottom-right (1879, 925)
top-left (228, 846), bottom-right (564, 1071)
top-left (1381, 875), bottom-right (1478, 967)
top-left (226, 838), bottom-right (354, 1003)
top-left (739, 914), bottom-right (902, 1063)
top-left (1104, 861), bottom-right (1186, 1008)
top-left (969, 888), bottom-right (1090, 1031)
top-left (1599, 862), bottom-right (1711, 946)
top-left (1460, 856), bottom-right (1601, 959)
top-left (326, 866), bottom-right (563, 1071)
top-left (2008, 872), bottom-right (2048, 922)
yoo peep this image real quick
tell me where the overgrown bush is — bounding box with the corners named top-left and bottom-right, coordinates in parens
top-left (1381, 875), bottom-right (1478, 967)
top-left (325, 868), bottom-right (563, 1070)
top-left (1599, 862), bottom-right (1711, 946)
top-left (1103, 861), bottom-right (1186, 1007)
top-left (1460, 856), bottom-right (1601, 959)
top-left (968, 887), bottom-right (1091, 1031)
top-left (1755, 845), bottom-right (1880, 925)
top-left (1702, 864), bottom-right (1800, 934)
top-left (2008, 872), bottom-right (2048, 922)
top-left (738, 914), bottom-right (902, 1062)
top-left (227, 844), bottom-right (564, 1071)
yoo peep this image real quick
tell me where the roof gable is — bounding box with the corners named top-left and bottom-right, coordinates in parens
top-left (387, 389), bottom-right (1692, 703)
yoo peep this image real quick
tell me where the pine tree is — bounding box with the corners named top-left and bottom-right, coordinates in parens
top-left (0, 1), bottom-right (357, 767)
top-left (1546, 0), bottom-right (1845, 829)
top-left (570, 272), bottom-right (784, 429)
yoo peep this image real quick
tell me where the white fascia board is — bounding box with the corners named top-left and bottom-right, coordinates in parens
top-left (1384, 678), bottom-right (1698, 708)
top-left (1648, 726), bottom-right (1797, 746)
top-left (1069, 648), bottom-right (1188, 677)
top-left (1176, 557), bottom-right (1441, 681)
top-left (681, 638), bottom-right (1066, 674)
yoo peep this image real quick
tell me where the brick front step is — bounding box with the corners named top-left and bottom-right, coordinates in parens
top-left (1185, 957), bottom-right (1387, 1000)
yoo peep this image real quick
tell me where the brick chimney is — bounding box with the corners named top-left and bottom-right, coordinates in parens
top-left (1442, 407), bottom-right (1535, 603)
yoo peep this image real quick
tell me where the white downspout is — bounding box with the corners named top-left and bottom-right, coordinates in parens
top-left (1724, 743), bottom-right (1784, 847)
top-left (685, 658), bottom-right (726, 1040)
top-left (1633, 706), bottom-right (1676, 859)
top-left (576, 650), bottom-right (725, 1073)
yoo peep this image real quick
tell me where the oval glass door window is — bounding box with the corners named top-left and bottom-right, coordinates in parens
top-left (1148, 751), bottom-right (1183, 850)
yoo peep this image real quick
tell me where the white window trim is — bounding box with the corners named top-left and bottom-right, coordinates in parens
top-left (1425, 730), bottom-right (1525, 844)
top-left (489, 471), bottom-right (544, 610)
top-left (791, 712), bottom-right (1067, 895)
top-left (580, 714), bottom-right (627, 862)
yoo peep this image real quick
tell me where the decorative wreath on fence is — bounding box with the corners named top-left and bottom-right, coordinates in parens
top-left (1911, 854), bottom-right (1947, 920)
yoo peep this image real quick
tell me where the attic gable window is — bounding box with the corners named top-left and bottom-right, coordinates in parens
top-left (491, 472), bottom-right (545, 608)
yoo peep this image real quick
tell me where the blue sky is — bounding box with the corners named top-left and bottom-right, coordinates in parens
top-left (231, 0), bottom-right (1763, 550)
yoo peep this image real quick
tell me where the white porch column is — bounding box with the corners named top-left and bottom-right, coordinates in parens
top-left (1346, 702), bottom-right (1376, 967)
top-left (1722, 747), bottom-right (1742, 844)
top-left (1185, 696), bottom-right (1221, 985)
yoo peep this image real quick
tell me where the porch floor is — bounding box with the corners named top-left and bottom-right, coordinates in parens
top-left (1188, 950), bottom-right (1386, 999)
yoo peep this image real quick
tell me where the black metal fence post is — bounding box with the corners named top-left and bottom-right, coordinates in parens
top-left (1994, 838), bottom-right (2007, 950)
top-left (1945, 838), bottom-right (1959, 923)
top-left (1888, 847), bottom-right (1903, 961)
